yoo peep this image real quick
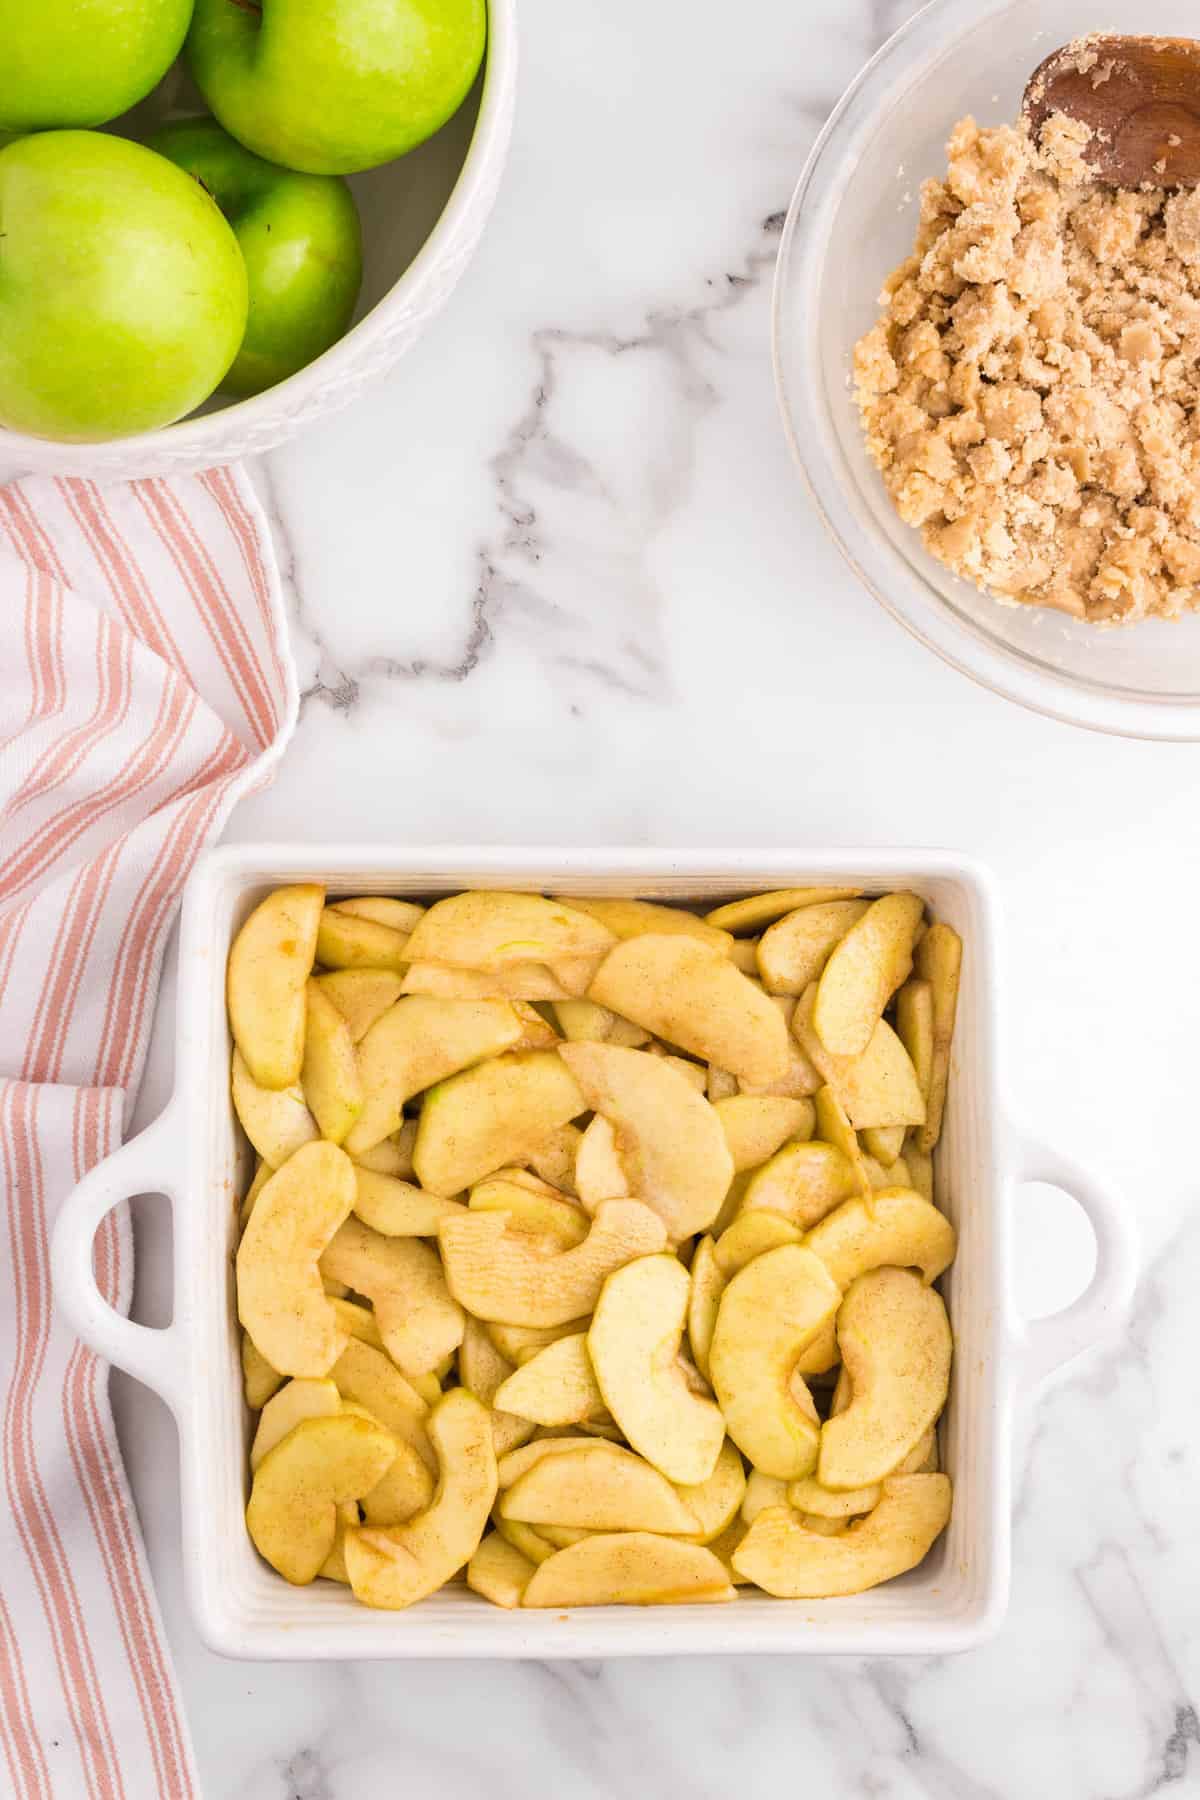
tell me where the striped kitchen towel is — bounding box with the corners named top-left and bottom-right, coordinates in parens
top-left (0, 468), bottom-right (297, 1799)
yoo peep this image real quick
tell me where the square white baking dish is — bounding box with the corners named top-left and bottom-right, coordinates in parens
top-left (52, 846), bottom-right (1136, 1659)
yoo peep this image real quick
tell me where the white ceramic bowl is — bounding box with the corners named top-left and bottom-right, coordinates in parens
top-left (0, 1), bottom-right (517, 480)
top-left (773, 0), bottom-right (1200, 740)
top-left (52, 845), bottom-right (1136, 1658)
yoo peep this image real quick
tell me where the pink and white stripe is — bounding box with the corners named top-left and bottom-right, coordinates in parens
top-left (0, 469), bottom-right (297, 1798)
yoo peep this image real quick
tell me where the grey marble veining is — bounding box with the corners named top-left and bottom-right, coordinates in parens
top-left (116, 1), bottom-right (1200, 1793)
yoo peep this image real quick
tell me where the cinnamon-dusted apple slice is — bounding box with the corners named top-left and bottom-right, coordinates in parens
top-left (588, 935), bottom-right (789, 1086)
top-left (913, 922), bottom-right (962, 1150)
top-left (552, 895), bottom-right (733, 953)
top-left (238, 1157), bottom-right (273, 1233)
top-left (499, 1442), bottom-right (699, 1534)
top-left (329, 896), bottom-right (425, 934)
top-left (714, 1095), bottom-right (814, 1171)
top-left (300, 981), bottom-right (363, 1144)
top-left (492, 1333), bottom-right (608, 1427)
top-left (321, 1216), bottom-right (464, 1378)
top-left (574, 1114), bottom-right (631, 1212)
top-left (315, 969), bottom-right (405, 1042)
top-left (819, 1269), bottom-right (952, 1491)
top-left (316, 906), bottom-right (409, 973)
top-left (413, 1050), bottom-right (586, 1194)
top-left (732, 1474), bottom-right (952, 1597)
top-left (686, 1235), bottom-right (726, 1381)
top-left (345, 1390), bottom-right (498, 1609)
top-left (227, 883), bottom-right (323, 1089)
top-left (559, 1044), bottom-right (733, 1239)
top-left (329, 1298), bottom-right (384, 1351)
top-left (526, 1121), bottom-right (583, 1196)
top-left (467, 1531), bottom-right (536, 1608)
top-left (438, 1199), bottom-right (665, 1327)
top-left (861, 1123), bottom-right (906, 1166)
top-left (242, 1333), bottom-right (283, 1409)
top-left (331, 1336), bottom-right (435, 1471)
top-left (757, 898), bottom-right (873, 998)
top-left (813, 892), bottom-right (925, 1056)
top-left (236, 1142), bottom-right (355, 1377)
top-left (521, 1533), bottom-right (735, 1607)
top-left (674, 1438), bottom-right (745, 1544)
top-left (894, 978), bottom-right (934, 1105)
top-left (793, 986), bottom-right (926, 1130)
top-left (741, 1140), bottom-right (860, 1229)
top-left (713, 1211), bottom-right (802, 1278)
top-left (495, 1436), bottom-right (598, 1487)
top-left (703, 888), bottom-right (862, 934)
top-left (352, 1118), bottom-right (417, 1179)
top-left (403, 891), bottom-right (616, 971)
top-left (458, 1316), bottom-right (534, 1457)
top-left (345, 996), bottom-right (523, 1157)
top-left (788, 1432), bottom-right (936, 1520)
top-left (401, 961), bottom-right (577, 1001)
top-left (804, 1189), bottom-right (956, 1291)
top-left (588, 1255), bottom-right (725, 1486)
top-left (352, 1168), bottom-right (466, 1237)
top-left (468, 1174), bottom-right (590, 1249)
top-left (247, 1412), bottom-right (396, 1585)
top-left (231, 1051), bottom-right (318, 1168)
top-left (812, 1085), bottom-right (873, 1200)
top-left (485, 1318), bottom-right (588, 1366)
top-left (709, 1244), bottom-right (840, 1479)
top-left (358, 1434), bottom-right (436, 1529)
top-left (249, 1377), bottom-right (342, 1470)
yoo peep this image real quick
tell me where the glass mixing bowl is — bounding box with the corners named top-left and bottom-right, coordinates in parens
top-left (773, 0), bottom-right (1200, 739)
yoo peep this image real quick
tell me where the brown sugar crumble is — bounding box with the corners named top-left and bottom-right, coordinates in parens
top-left (853, 111), bottom-right (1200, 623)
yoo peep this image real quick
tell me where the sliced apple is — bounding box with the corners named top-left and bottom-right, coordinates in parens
top-left (554, 998), bottom-right (621, 1043)
top-left (905, 1145), bottom-right (934, 1204)
top-left (714, 1095), bottom-right (814, 1172)
top-left (756, 899), bottom-right (871, 997)
top-left (496, 1436), bottom-right (598, 1487)
top-left (509, 1001), bottom-right (561, 1051)
top-left (353, 1168), bottom-right (466, 1237)
top-left (249, 1376), bottom-right (341, 1470)
top-left (331, 1336), bottom-right (435, 1472)
top-left (467, 1530), bottom-right (536, 1608)
top-left (329, 1297), bottom-right (384, 1351)
top-left (242, 1332), bottom-right (283, 1409)
top-left (861, 1123), bottom-right (906, 1165)
top-left (300, 981), bottom-right (363, 1144)
top-left (227, 883), bottom-right (323, 1090)
top-left (316, 1500), bottom-right (361, 1583)
top-left (741, 1469), bottom-right (791, 1522)
top-left (231, 1050), bottom-right (318, 1168)
top-left (588, 1254), bottom-right (725, 1486)
top-left (588, 935), bottom-right (789, 1086)
top-left (401, 961), bottom-right (578, 1001)
top-left (813, 892), bottom-right (924, 1056)
top-left (686, 1235), bottom-right (726, 1381)
top-left (316, 969), bottom-right (405, 1042)
top-left (316, 906), bottom-right (409, 973)
top-left (708, 1064), bottom-right (739, 1101)
top-left (492, 1333), bottom-right (607, 1426)
top-left (439, 1199), bottom-right (665, 1327)
top-left (713, 1210), bottom-right (802, 1277)
top-left (559, 1043), bottom-right (733, 1239)
top-left (321, 1216), bottom-right (464, 1377)
top-left (247, 1412), bottom-right (395, 1585)
top-left (709, 1244), bottom-right (840, 1479)
top-left (793, 986), bottom-right (926, 1130)
top-left (329, 896), bottom-right (425, 934)
top-left (494, 1516), bottom-right (557, 1565)
top-left (819, 1268), bottom-right (952, 1490)
top-left (740, 1139), bottom-right (860, 1229)
top-left (458, 1316), bottom-right (534, 1455)
top-left (238, 1157), bottom-right (273, 1234)
top-left (805, 1189), bottom-right (956, 1291)
top-left (359, 1437), bottom-right (436, 1528)
top-left (486, 1318), bottom-right (589, 1366)
top-left (344, 1390), bottom-right (498, 1608)
top-left (733, 1474), bottom-right (952, 1596)
top-left (574, 1114), bottom-right (631, 1211)
top-left (404, 892), bottom-right (616, 971)
top-left (521, 1532), bottom-right (734, 1607)
top-left (468, 1175), bottom-right (590, 1249)
top-left (346, 996), bottom-right (523, 1157)
top-left (786, 1474), bottom-right (880, 1519)
top-left (236, 1141), bottom-right (355, 1377)
top-left (551, 895), bottom-right (734, 953)
top-left (674, 1438), bottom-right (745, 1543)
top-left (650, 1051), bottom-right (708, 1094)
top-left (736, 996), bottom-right (822, 1099)
top-left (703, 888), bottom-right (863, 934)
top-left (812, 1085), bottom-right (872, 1201)
top-left (414, 1050), bottom-right (585, 1194)
top-left (352, 1119), bottom-right (416, 1179)
top-left (913, 922), bottom-right (962, 1150)
top-left (499, 1441), bottom-right (699, 1534)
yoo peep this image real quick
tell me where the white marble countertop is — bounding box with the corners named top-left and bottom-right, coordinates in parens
top-left (119, 0), bottom-right (1200, 1792)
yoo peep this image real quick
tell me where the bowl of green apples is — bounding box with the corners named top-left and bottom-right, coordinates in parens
top-left (0, 0), bottom-right (517, 474)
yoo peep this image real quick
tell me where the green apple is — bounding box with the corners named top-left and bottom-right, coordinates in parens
top-left (151, 118), bottom-right (363, 397)
top-left (0, 0), bottom-right (192, 131)
top-left (186, 0), bottom-right (487, 176)
top-left (0, 132), bottom-right (248, 442)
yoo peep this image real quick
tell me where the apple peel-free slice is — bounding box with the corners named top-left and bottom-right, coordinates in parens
top-left (439, 1199), bottom-right (665, 1327)
top-left (813, 893), bottom-right (924, 1056)
top-left (227, 883), bottom-right (323, 1089)
top-left (499, 1442), bottom-right (699, 1534)
top-left (346, 996), bottom-right (523, 1157)
top-left (331, 1336), bottom-right (435, 1472)
top-left (588, 1254), bottom-right (725, 1486)
top-left (492, 1333), bottom-right (607, 1427)
top-left (914, 922), bottom-right (962, 1151)
top-left (819, 1268), bottom-right (952, 1491)
top-left (733, 1474), bottom-right (952, 1596)
top-left (404, 892), bottom-right (616, 970)
top-left (345, 1390), bottom-right (498, 1608)
top-left (316, 907), bottom-right (409, 973)
top-left (703, 889), bottom-right (863, 934)
top-left (804, 1189), bottom-right (956, 1291)
top-left (301, 980), bottom-right (363, 1144)
top-left (756, 899), bottom-right (871, 996)
top-left (247, 1412), bottom-right (395, 1586)
top-left (468, 1531), bottom-right (536, 1608)
top-left (521, 1532), bottom-right (734, 1607)
top-left (414, 1050), bottom-right (585, 1195)
top-left (321, 1216), bottom-right (464, 1377)
top-left (552, 895), bottom-right (733, 952)
top-left (793, 986), bottom-right (926, 1130)
top-left (236, 1141), bottom-right (355, 1377)
top-left (353, 1168), bottom-right (466, 1236)
top-left (231, 1050), bottom-right (318, 1168)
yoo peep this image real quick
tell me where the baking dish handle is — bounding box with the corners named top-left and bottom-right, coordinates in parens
top-left (1012, 1131), bottom-right (1137, 1401)
top-left (51, 1104), bottom-right (186, 1414)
